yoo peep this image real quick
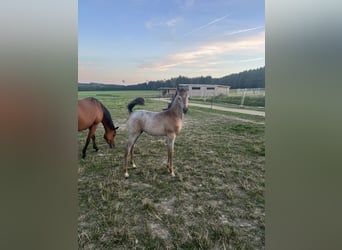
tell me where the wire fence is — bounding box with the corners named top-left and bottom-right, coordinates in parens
top-left (189, 88), bottom-right (265, 108)
top-left (229, 88), bottom-right (265, 97)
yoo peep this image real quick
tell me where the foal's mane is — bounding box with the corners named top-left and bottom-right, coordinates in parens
top-left (99, 102), bottom-right (116, 130)
top-left (165, 88), bottom-right (187, 110)
top-left (168, 93), bottom-right (178, 107)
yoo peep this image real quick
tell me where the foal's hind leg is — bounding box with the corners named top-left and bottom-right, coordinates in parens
top-left (124, 141), bottom-right (134, 178)
top-left (124, 132), bottom-right (141, 178)
top-left (130, 143), bottom-right (137, 168)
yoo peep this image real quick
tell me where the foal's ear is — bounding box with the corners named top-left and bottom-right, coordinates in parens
top-left (115, 126), bottom-right (119, 130)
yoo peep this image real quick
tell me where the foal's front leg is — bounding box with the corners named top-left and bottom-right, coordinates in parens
top-left (166, 133), bottom-right (176, 177)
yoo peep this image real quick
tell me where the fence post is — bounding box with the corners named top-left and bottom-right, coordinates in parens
top-left (240, 88), bottom-right (247, 107)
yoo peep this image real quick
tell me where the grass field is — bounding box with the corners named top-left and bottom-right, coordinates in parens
top-left (78, 90), bottom-right (265, 249)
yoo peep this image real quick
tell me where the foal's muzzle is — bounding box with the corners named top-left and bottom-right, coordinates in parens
top-left (183, 107), bottom-right (188, 114)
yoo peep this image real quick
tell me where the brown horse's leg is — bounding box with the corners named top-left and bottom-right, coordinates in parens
top-left (82, 130), bottom-right (91, 159)
top-left (90, 124), bottom-right (99, 151)
top-left (82, 138), bottom-right (90, 158)
top-left (166, 133), bottom-right (176, 177)
top-left (82, 125), bottom-right (98, 158)
top-left (91, 134), bottom-right (99, 151)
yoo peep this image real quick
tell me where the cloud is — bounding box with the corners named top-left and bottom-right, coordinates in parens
top-left (175, 0), bottom-right (195, 9)
top-left (140, 32), bottom-right (265, 71)
top-left (238, 57), bottom-right (264, 63)
top-left (166, 17), bottom-right (182, 27)
top-left (145, 16), bottom-right (182, 30)
top-left (186, 14), bottom-right (230, 36)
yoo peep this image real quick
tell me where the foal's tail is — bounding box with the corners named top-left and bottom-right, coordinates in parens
top-left (127, 97), bottom-right (145, 113)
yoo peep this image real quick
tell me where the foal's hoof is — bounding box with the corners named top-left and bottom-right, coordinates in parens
top-left (171, 172), bottom-right (176, 177)
top-left (124, 173), bottom-right (129, 179)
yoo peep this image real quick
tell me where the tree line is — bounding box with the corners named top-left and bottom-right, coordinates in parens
top-left (78, 66), bottom-right (264, 91)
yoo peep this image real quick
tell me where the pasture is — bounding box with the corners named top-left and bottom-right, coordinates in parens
top-left (78, 91), bottom-right (265, 249)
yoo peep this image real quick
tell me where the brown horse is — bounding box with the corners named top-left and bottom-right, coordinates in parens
top-left (78, 97), bottom-right (119, 158)
top-left (124, 89), bottom-right (189, 178)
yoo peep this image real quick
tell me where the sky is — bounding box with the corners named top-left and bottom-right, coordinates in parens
top-left (78, 0), bottom-right (264, 85)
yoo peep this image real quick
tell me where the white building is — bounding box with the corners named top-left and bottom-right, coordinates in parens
top-left (158, 87), bottom-right (177, 97)
top-left (179, 84), bottom-right (230, 98)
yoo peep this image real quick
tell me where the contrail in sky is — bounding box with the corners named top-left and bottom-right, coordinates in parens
top-left (186, 14), bottom-right (231, 36)
top-left (225, 26), bottom-right (264, 36)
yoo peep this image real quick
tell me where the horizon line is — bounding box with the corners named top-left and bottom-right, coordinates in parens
top-left (78, 65), bottom-right (265, 85)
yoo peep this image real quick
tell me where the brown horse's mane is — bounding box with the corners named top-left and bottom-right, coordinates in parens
top-left (88, 97), bottom-right (115, 130)
top-left (99, 102), bottom-right (116, 130)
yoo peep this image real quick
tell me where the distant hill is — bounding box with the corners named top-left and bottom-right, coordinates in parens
top-left (78, 66), bottom-right (264, 91)
top-left (216, 67), bottom-right (265, 89)
top-left (78, 82), bottom-right (125, 91)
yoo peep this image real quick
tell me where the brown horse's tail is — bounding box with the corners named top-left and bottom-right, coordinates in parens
top-left (127, 97), bottom-right (145, 113)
